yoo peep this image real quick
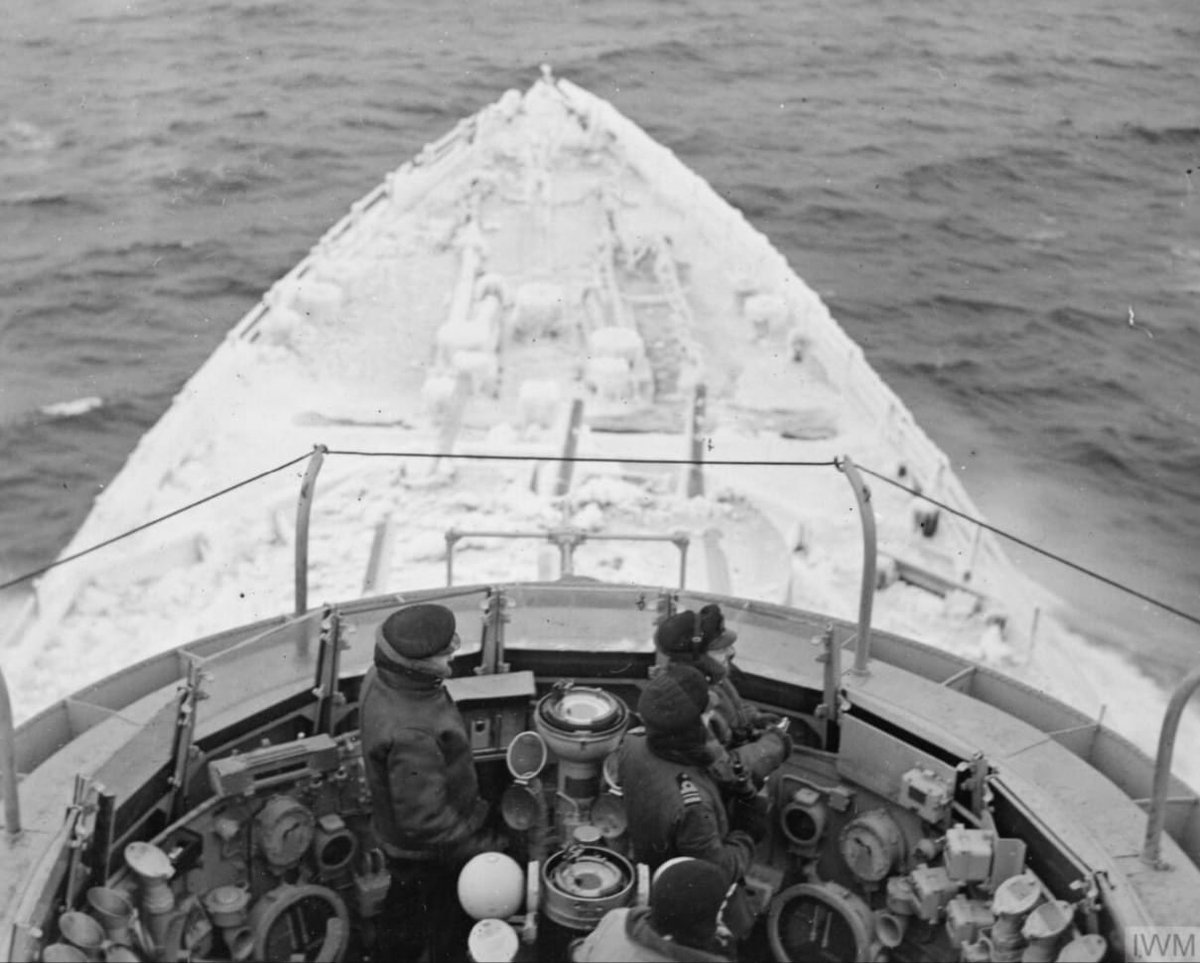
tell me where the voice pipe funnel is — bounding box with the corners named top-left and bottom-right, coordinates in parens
top-left (124, 841), bottom-right (175, 953)
top-left (86, 886), bottom-right (136, 946)
top-left (874, 908), bottom-right (909, 949)
top-left (203, 885), bottom-right (254, 962)
top-left (56, 911), bottom-right (105, 961)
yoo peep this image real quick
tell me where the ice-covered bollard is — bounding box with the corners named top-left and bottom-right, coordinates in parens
top-left (876, 554), bottom-right (900, 589)
top-left (257, 304), bottom-right (304, 347)
top-left (979, 620), bottom-right (1009, 664)
top-left (588, 325), bottom-right (646, 366)
top-left (511, 281), bottom-right (566, 341)
top-left (517, 379), bottom-right (563, 429)
top-left (289, 277), bottom-right (344, 327)
top-left (474, 273), bottom-right (512, 307)
top-left (742, 293), bottom-right (789, 340)
top-left (787, 325), bottom-right (811, 362)
top-left (436, 319), bottom-right (498, 363)
top-left (452, 349), bottom-right (500, 396)
top-left (472, 292), bottom-right (504, 331)
top-left (944, 589), bottom-right (982, 620)
top-left (912, 501), bottom-right (941, 538)
top-left (584, 356), bottom-right (634, 402)
top-left (421, 373), bottom-right (461, 419)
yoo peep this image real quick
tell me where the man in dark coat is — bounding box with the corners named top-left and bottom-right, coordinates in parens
top-left (360, 602), bottom-right (493, 960)
top-left (618, 664), bottom-right (763, 938)
top-left (654, 603), bottom-right (791, 791)
top-left (572, 858), bottom-right (734, 962)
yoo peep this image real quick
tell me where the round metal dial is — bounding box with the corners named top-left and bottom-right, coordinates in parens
top-left (256, 796), bottom-right (316, 869)
top-left (838, 809), bottom-right (903, 883)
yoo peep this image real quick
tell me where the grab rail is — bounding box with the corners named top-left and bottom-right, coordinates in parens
top-left (444, 527), bottom-right (690, 588)
top-left (7, 441), bottom-right (1200, 863)
top-left (1142, 663), bottom-right (1200, 867)
top-left (294, 444), bottom-right (328, 618)
top-left (0, 665), bottom-right (19, 837)
top-left (837, 455), bottom-right (876, 674)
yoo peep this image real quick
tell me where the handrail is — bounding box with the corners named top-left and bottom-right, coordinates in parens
top-left (0, 665), bottom-right (19, 836)
top-left (837, 455), bottom-right (877, 675)
top-left (294, 444), bottom-right (328, 617)
top-left (444, 527), bottom-right (690, 587)
top-left (1142, 662), bottom-right (1200, 867)
top-left (7, 439), bottom-right (1200, 854)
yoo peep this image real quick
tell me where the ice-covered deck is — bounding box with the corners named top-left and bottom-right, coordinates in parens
top-left (2, 74), bottom-right (1194, 790)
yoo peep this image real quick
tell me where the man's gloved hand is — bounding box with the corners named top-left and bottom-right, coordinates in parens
top-left (475, 826), bottom-right (510, 855)
top-left (449, 825), bottom-right (510, 864)
top-left (729, 775), bottom-right (757, 803)
top-left (727, 728), bottom-right (793, 788)
top-left (729, 794), bottom-right (770, 843)
top-left (759, 726), bottom-right (793, 762)
top-left (752, 710), bottom-right (784, 731)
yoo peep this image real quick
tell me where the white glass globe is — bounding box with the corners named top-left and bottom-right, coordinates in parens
top-left (457, 852), bottom-right (525, 921)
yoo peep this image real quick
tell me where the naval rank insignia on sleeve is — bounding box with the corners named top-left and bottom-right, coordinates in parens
top-left (677, 772), bottom-right (702, 806)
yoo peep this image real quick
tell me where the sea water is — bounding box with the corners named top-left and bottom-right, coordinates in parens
top-left (0, 0), bottom-right (1197, 687)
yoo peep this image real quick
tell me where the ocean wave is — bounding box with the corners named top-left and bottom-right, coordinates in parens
top-left (906, 356), bottom-right (984, 378)
top-left (892, 147), bottom-right (1083, 203)
top-left (1122, 123), bottom-right (1200, 146)
top-left (0, 192), bottom-right (102, 214)
top-left (293, 71), bottom-right (357, 92)
top-left (1048, 431), bottom-right (1137, 484)
top-left (723, 182), bottom-right (797, 221)
top-left (0, 400), bottom-right (153, 572)
top-left (929, 214), bottom-right (1011, 246)
top-left (0, 118), bottom-right (56, 153)
top-left (985, 69), bottom-right (1074, 89)
top-left (798, 203), bottom-right (898, 235)
top-left (39, 397), bottom-right (104, 419)
top-left (1032, 411), bottom-right (1200, 517)
top-left (918, 293), bottom-right (1027, 318)
top-left (166, 119), bottom-right (210, 136)
top-left (593, 38), bottom-right (712, 72)
top-left (339, 112), bottom-right (410, 134)
top-left (972, 49), bottom-right (1023, 67)
top-left (1044, 371), bottom-right (1142, 407)
top-left (231, 1), bottom-right (297, 24)
top-left (149, 161), bottom-right (282, 199)
top-left (1043, 304), bottom-right (1115, 338)
top-left (1087, 55), bottom-right (1166, 72)
top-left (39, 240), bottom-right (214, 284)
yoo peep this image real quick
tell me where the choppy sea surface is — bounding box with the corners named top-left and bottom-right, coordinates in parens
top-left (1, 0), bottom-right (1197, 687)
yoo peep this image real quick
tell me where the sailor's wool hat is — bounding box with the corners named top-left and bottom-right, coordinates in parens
top-left (376, 603), bottom-right (457, 662)
top-left (650, 857), bottom-right (728, 943)
top-left (638, 663), bottom-right (710, 733)
top-left (654, 603), bottom-right (738, 656)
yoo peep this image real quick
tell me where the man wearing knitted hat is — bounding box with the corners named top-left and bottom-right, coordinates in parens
top-left (654, 603), bottom-right (791, 791)
top-left (360, 602), bottom-right (495, 960)
top-left (571, 858), bottom-right (734, 962)
top-left (618, 663), bottom-right (763, 941)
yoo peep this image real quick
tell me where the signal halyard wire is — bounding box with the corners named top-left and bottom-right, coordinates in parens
top-left (3, 447), bottom-right (1196, 632)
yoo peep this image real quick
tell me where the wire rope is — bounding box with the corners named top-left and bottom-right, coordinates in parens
top-left (3, 447), bottom-right (1195, 631)
top-left (0, 451), bottom-right (313, 592)
top-left (326, 448), bottom-right (837, 467)
top-left (855, 463), bottom-right (1200, 629)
